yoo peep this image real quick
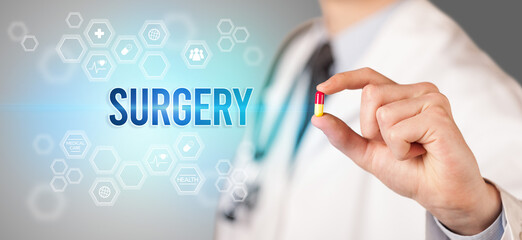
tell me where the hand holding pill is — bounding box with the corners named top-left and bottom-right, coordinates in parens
top-left (311, 67), bottom-right (501, 236)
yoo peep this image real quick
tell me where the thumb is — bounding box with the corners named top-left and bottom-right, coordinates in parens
top-left (312, 113), bottom-right (369, 168)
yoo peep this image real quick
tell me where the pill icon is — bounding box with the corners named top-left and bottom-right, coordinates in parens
top-left (121, 44), bottom-right (133, 56)
top-left (314, 91), bottom-right (324, 117)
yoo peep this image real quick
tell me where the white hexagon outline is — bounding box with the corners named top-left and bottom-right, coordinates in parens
top-left (60, 130), bottom-right (91, 159)
top-left (89, 146), bottom-right (122, 174)
top-left (33, 134), bottom-right (54, 155)
top-left (21, 35), bottom-right (39, 52)
top-left (116, 162), bottom-right (147, 190)
top-left (65, 12), bottom-right (83, 29)
top-left (217, 36), bottom-right (235, 52)
top-left (244, 46), bottom-right (264, 66)
top-left (170, 164), bottom-right (206, 195)
top-left (215, 176), bottom-right (232, 193)
top-left (230, 184), bottom-right (248, 202)
top-left (139, 51), bottom-right (170, 80)
top-left (138, 20), bottom-right (170, 48)
top-left (143, 145), bottom-right (177, 176)
top-left (7, 21), bottom-right (28, 42)
top-left (231, 169), bottom-right (248, 185)
top-left (56, 34), bottom-right (87, 63)
top-left (83, 19), bottom-right (115, 48)
top-left (215, 159), bottom-right (233, 175)
top-left (50, 158), bottom-right (68, 175)
top-left (81, 51), bottom-right (117, 82)
top-left (111, 35), bottom-right (143, 64)
top-left (65, 168), bottom-right (83, 184)
top-left (50, 176), bottom-right (68, 192)
top-left (27, 184), bottom-right (66, 221)
top-left (232, 27), bottom-right (250, 43)
top-left (89, 178), bottom-right (121, 207)
top-left (174, 132), bottom-right (205, 161)
top-left (181, 40), bottom-right (213, 69)
top-left (217, 18), bottom-right (234, 35)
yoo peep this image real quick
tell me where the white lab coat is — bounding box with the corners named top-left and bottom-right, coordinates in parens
top-left (215, 0), bottom-right (522, 239)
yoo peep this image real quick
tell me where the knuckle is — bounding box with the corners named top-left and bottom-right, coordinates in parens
top-left (375, 106), bottom-right (389, 124)
top-left (425, 92), bottom-right (450, 107)
top-left (362, 84), bottom-right (379, 101)
top-left (359, 67), bottom-right (377, 76)
top-left (418, 82), bottom-right (439, 93)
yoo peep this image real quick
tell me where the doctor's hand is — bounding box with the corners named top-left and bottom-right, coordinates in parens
top-left (312, 68), bottom-right (501, 236)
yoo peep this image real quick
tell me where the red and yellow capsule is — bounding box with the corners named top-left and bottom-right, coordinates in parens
top-left (314, 91), bottom-right (325, 117)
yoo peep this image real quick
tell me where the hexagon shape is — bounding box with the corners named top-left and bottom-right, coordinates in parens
top-left (21, 35), bottom-right (39, 52)
top-left (215, 159), bottom-right (232, 175)
top-left (230, 185), bottom-right (248, 202)
top-left (231, 169), bottom-right (247, 184)
top-left (83, 19), bottom-right (115, 47)
top-left (56, 34), bottom-right (87, 63)
top-left (139, 51), bottom-right (170, 80)
top-left (181, 40), bottom-right (212, 69)
top-left (215, 177), bottom-right (232, 193)
top-left (89, 178), bottom-right (120, 207)
top-left (82, 51), bottom-right (116, 82)
top-left (233, 27), bottom-right (249, 43)
top-left (143, 145), bottom-right (177, 176)
top-left (7, 21), bottom-right (28, 42)
top-left (170, 164), bottom-right (206, 195)
top-left (174, 132), bottom-right (204, 161)
top-left (116, 162), bottom-right (147, 190)
top-left (139, 20), bottom-right (169, 48)
top-left (65, 12), bottom-right (83, 28)
top-left (112, 35), bottom-right (143, 64)
top-left (50, 159), bottom-right (68, 175)
top-left (89, 146), bottom-right (121, 174)
top-left (244, 46), bottom-right (264, 66)
top-left (66, 168), bottom-right (83, 184)
top-left (60, 130), bottom-right (91, 159)
top-left (217, 36), bottom-right (235, 52)
top-left (33, 134), bottom-right (54, 155)
top-left (50, 176), bottom-right (68, 192)
top-left (217, 19), bottom-right (234, 35)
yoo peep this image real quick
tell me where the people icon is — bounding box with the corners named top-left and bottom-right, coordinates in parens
top-left (189, 48), bottom-right (205, 62)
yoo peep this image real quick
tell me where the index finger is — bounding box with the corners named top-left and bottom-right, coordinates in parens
top-left (317, 67), bottom-right (396, 95)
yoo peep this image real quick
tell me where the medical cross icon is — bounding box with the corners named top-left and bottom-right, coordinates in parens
top-left (94, 28), bottom-right (104, 39)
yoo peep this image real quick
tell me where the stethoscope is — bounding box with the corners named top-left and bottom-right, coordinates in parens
top-left (221, 22), bottom-right (318, 222)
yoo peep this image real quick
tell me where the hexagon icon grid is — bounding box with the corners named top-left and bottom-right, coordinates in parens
top-left (82, 51), bottom-right (116, 82)
top-left (89, 178), bottom-right (120, 207)
top-left (174, 132), bottom-right (204, 161)
top-left (217, 36), bottom-right (235, 52)
top-left (230, 184), bottom-right (248, 202)
top-left (56, 34), bottom-right (87, 63)
top-left (89, 146), bottom-right (121, 174)
top-left (21, 35), bottom-right (39, 52)
top-left (116, 162), bottom-right (147, 190)
top-left (65, 12), bottom-right (83, 28)
top-left (60, 130), bottom-right (91, 159)
top-left (217, 19), bottom-right (234, 35)
top-left (66, 168), bottom-right (83, 184)
top-left (170, 164), bottom-right (206, 195)
top-left (111, 35), bottom-right (143, 64)
top-left (33, 134), bottom-right (54, 155)
top-left (83, 19), bottom-right (115, 47)
top-left (50, 159), bottom-right (68, 175)
top-left (215, 159), bottom-right (232, 175)
top-left (50, 176), bottom-right (68, 192)
top-left (7, 21), bottom-right (28, 42)
top-left (143, 145), bottom-right (177, 176)
top-left (244, 46), bottom-right (264, 66)
top-left (139, 20), bottom-right (169, 48)
top-left (233, 27), bottom-right (250, 43)
top-left (181, 40), bottom-right (212, 69)
top-left (139, 51), bottom-right (170, 80)
top-left (215, 176), bottom-right (232, 193)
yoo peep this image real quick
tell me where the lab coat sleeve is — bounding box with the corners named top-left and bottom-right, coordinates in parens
top-left (426, 183), bottom-right (522, 240)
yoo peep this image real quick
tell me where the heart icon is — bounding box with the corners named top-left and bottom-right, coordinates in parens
top-left (98, 60), bottom-right (106, 66)
top-left (159, 154), bottom-right (167, 160)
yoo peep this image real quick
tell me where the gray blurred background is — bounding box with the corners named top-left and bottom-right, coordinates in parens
top-left (1, 0), bottom-right (521, 240)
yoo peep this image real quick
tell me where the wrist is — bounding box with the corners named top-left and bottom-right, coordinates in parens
top-left (430, 181), bottom-right (502, 235)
